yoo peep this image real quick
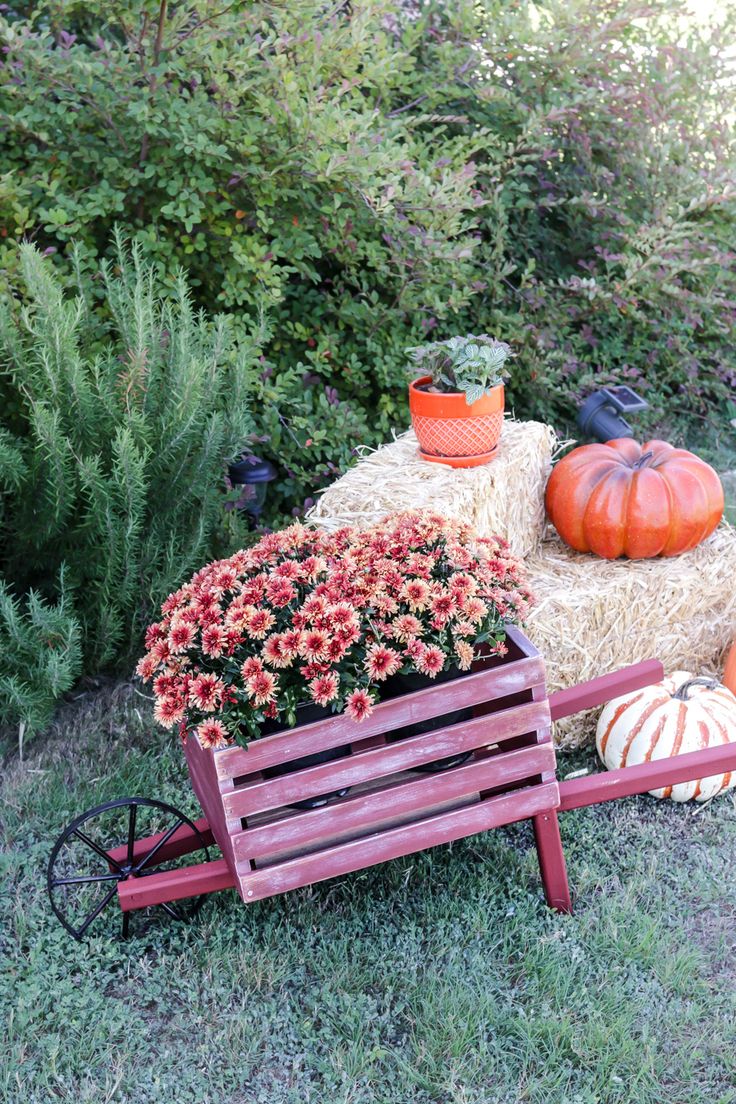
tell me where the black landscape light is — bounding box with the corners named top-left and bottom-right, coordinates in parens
top-left (577, 386), bottom-right (648, 443)
top-left (228, 455), bottom-right (278, 525)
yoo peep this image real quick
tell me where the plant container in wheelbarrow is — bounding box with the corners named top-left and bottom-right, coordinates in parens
top-left (181, 623), bottom-right (556, 905)
top-left (132, 510), bottom-right (540, 901)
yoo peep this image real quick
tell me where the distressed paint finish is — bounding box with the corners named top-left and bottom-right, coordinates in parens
top-left (222, 699), bottom-right (550, 819)
top-left (238, 782), bottom-right (560, 903)
top-left (118, 858), bottom-right (236, 912)
top-left (112, 649), bottom-right (689, 917)
top-left (215, 654), bottom-right (546, 781)
top-left (182, 627), bottom-right (560, 905)
top-left (558, 741), bottom-right (736, 812)
top-left (548, 659), bottom-right (664, 722)
top-left (232, 743), bottom-right (556, 863)
top-left (106, 817), bottom-right (213, 868)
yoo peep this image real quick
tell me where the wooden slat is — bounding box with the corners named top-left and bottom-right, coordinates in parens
top-left (117, 859), bottom-right (236, 912)
top-left (184, 734), bottom-right (240, 871)
top-left (106, 817), bottom-right (213, 867)
top-left (549, 659), bottom-right (664, 722)
top-left (558, 742), bottom-right (736, 812)
top-left (222, 698), bottom-right (551, 818)
top-left (232, 743), bottom-right (556, 862)
top-left (236, 781), bottom-right (559, 902)
top-left (214, 655), bottom-right (546, 781)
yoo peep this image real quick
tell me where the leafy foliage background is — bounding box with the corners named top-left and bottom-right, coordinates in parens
top-left (1, 0), bottom-right (735, 731)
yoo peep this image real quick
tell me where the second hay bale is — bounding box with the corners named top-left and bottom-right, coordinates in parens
top-left (527, 527), bottom-right (736, 748)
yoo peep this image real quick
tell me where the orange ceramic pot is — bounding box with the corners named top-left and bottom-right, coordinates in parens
top-left (408, 376), bottom-right (504, 468)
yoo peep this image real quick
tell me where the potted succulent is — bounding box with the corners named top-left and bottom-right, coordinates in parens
top-left (407, 334), bottom-right (512, 467)
top-left (137, 511), bottom-right (533, 798)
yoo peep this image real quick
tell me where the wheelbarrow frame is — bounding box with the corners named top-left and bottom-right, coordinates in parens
top-left (110, 653), bottom-right (736, 919)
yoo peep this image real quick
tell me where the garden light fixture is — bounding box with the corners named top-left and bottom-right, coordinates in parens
top-left (228, 455), bottom-right (278, 524)
top-left (577, 386), bottom-right (648, 443)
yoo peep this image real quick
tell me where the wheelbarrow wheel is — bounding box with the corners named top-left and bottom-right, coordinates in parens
top-left (47, 796), bottom-right (210, 940)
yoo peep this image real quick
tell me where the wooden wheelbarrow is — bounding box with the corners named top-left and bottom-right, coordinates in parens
top-left (47, 628), bottom-right (736, 938)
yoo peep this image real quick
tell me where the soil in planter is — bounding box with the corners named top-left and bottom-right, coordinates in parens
top-left (259, 701), bottom-right (351, 810)
top-left (381, 666), bottom-right (473, 772)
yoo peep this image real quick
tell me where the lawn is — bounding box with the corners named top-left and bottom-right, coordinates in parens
top-left (2, 685), bottom-right (735, 1104)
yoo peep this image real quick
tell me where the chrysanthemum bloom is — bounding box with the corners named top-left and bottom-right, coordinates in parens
top-left (189, 673), bottom-right (225, 711)
top-left (213, 565), bottom-right (239, 592)
top-left (302, 594), bottom-right (328, 621)
top-left (430, 591), bottom-right (456, 620)
top-left (404, 637), bottom-right (425, 662)
top-left (197, 719), bottom-right (230, 749)
top-left (416, 644), bottom-right (445, 678)
top-left (280, 629), bottom-right (304, 658)
top-left (145, 622), bottom-right (166, 649)
top-left (390, 615), bottom-right (423, 642)
top-left (300, 629), bottom-right (329, 660)
top-left (201, 624), bottom-right (225, 657)
top-left (401, 578), bottom-right (431, 611)
top-left (245, 608), bottom-right (275, 639)
top-left (300, 555), bottom-right (327, 581)
top-left (152, 673), bottom-right (178, 697)
top-left (454, 640), bottom-right (475, 671)
top-left (346, 688), bottom-right (374, 721)
top-left (336, 623), bottom-right (361, 648)
top-left (300, 660), bottom-right (331, 680)
top-left (365, 644), bottom-right (402, 681)
top-left (453, 619), bottom-right (476, 638)
top-left (154, 695), bottom-right (185, 728)
top-left (309, 671), bottom-right (340, 707)
top-left (136, 654), bottom-right (157, 681)
top-left (247, 669), bottom-right (278, 706)
top-left (266, 577), bottom-right (297, 608)
top-left (273, 560), bottom-right (301, 580)
top-left (262, 633), bottom-right (294, 668)
top-left (241, 656), bottom-right (264, 680)
top-left (325, 636), bottom-right (349, 663)
top-left (461, 597), bottom-right (486, 625)
top-left (168, 617), bottom-right (196, 653)
top-left (151, 638), bottom-right (172, 665)
top-left (328, 602), bottom-right (359, 629)
top-left (373, 591), bottom-right (399, 617)
top-left (449, 572), bottom-right (477, 598)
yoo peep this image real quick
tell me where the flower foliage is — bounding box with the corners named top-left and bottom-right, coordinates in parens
top-left (137, 512), bottom-right (534, 749)
top-left (407, 335), bottom-right (512, 405)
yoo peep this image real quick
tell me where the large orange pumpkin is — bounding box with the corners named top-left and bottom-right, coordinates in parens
top-left (724, 641), bottom-right (736, 696)
top-left (545, 438), bottom-right (723, 559)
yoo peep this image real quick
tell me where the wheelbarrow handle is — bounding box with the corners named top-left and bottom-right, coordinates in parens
top-left (548, 659), bottom-right (664, 722)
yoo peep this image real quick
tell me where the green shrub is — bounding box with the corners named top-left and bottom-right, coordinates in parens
top-left (0, 236), bottom-right (262, 738)
top-left (2, 1), bottom-right (734, 467)
top-left (0, 0), bottom-right (482, 437)
top-left (447, 1), bottom-right (736, 448)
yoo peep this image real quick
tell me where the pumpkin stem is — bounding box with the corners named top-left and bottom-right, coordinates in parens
top-left (632, 450), bottom-right (655, 470)
top-left (672, 676), bottom-right (723, 701)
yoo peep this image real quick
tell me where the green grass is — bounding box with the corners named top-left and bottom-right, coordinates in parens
top-left (2, 686), bottom-right (735, 1104)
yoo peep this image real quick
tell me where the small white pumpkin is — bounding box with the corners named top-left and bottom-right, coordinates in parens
top-left (596, 671), bottom-right (736, 802)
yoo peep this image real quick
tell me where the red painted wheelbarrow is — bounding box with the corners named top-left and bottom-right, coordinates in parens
top-left (47, 628), bottom-right (736, 939)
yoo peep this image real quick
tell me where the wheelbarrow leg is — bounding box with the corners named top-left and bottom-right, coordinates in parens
top-left (533, 810), bottom-right (572, 913)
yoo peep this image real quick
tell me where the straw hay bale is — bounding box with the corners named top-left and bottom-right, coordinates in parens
top-left (309, 416), bottom-right (736, 751)
top-left (308, 419), bottom-right (558, 560)
top-left (527, 526), bottom-right (736, 749)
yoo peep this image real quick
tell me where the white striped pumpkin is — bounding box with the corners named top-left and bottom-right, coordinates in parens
top-left (596, 672), bottom-right (736, 802)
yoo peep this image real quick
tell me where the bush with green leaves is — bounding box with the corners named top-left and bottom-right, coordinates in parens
top-left (2, 0), bottom-right (734, 465)
top-left (0, 0), bottom-right (482, 438)
top-left (455, 1), bottom-right (736, 452)
top-left (0, 238), bottom-right (262, 739)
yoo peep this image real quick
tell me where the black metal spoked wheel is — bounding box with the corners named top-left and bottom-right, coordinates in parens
top-left (47, 797), bottom-right (210, 941)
